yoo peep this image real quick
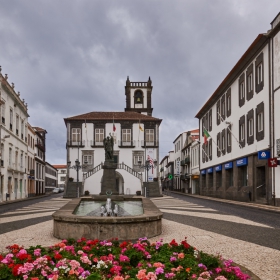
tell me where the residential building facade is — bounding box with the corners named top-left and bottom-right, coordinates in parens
top-left (64, 77), bottom-right (162, 197)
top-left (45, 162), bottom-right (57, 192)
top-left (196, 13), bottom-right (280, 206)
top-left (0, 71), bottom-right (29, 202)
top-left (53, 164), bottom-right (67, 187)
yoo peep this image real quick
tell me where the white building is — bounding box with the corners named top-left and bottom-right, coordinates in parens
top-left (53, 164), bottom-right (67, 187)
top-left (195, 12), bottom-right (280, 206)
top-left (64, 77), bottom-right (162, 197)
top-left (45, 162), bottom-right (57, 192)
top-left (0, 71), bottom-right (29, 202)
top-left (27, 123), bottom-right (36, 197)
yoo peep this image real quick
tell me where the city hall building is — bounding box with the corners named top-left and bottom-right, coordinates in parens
top-left (196, 12), bottom-right (280, 206)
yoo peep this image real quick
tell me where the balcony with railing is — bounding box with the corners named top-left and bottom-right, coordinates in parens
top-left (67, 140), bottom-right (85, 147)
top-left (141, 140), bottom-right (159, 147)
top-left (118, 140), bottom-right (136, 147)
top-left (35, 139), bottom-right (45, 151)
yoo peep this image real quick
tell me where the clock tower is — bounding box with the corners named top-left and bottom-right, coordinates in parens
top-left (124, 76), bottom-right (153, 116)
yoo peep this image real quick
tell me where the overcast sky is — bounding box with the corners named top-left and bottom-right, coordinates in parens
top-left (0, 0), bottom-right (278, 164)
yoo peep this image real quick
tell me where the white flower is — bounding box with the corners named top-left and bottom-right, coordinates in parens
top-left (53, 268), bottom-right (58, 271)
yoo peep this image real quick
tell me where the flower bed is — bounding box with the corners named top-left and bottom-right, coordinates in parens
top-left (0, 237), bottom-right (251, 280)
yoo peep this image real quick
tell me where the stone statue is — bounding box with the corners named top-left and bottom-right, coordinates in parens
top-left (103, 134), bottom-right (114, 160)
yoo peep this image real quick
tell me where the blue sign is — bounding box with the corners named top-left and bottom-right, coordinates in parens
top-left (258, 150), bottom-right (270, 160)
top-left (207, 167), bottom-right (213, 173)
top-left (215, 165), bottom-right (222, 172)
top-left (201, 169), bottom-right (206, 175)
top-left (236, 157), bottom-right (248, 167)
top-left (224, 161), bottom-right (233, 169)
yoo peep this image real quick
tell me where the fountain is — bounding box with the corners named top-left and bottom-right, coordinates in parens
top-left (52, 134), bottom-right (162, 241)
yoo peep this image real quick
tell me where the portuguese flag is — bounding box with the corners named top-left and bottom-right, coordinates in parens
top-left (203, 128), bottom-right (210, 144)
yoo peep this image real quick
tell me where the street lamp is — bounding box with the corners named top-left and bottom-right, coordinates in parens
top-left (67, 159), bottom-right (87, 198)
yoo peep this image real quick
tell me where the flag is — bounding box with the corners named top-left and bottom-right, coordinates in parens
top-left (139, 124), bottom-right (144, 131)
top-left (203, 128), bottom-right (211, 144)
top-left (113, 117), bottom-right (116, 132)
top-left (147, 155), bottom-right (154, 174)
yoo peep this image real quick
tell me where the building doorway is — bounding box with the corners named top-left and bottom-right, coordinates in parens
top-left (256, 166), bottom-right (266, 203)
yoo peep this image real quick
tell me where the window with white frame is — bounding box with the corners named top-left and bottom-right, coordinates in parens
top-left (257, 112), bottom-right (263, 132)
top-left (217, 105), bottom-right (220, 122)
top-left (221, 100), bottom-right (225, 119)
top-left (227, 94), bottom-right (231, 111)
top-left (222, 134), bottom-right (225, 150)
top-left (1, 100), bottom-right (5, 124)
top-left (21, 120), bottom-right (24, 139)
top-left (20, 154), bottom-right (23, 168)
top-left (72, 128), bottom-right (81, 143)
top-left (83, 155), bottom-right (92, 164)
top-left (122, 129), bottom-right (131, 143)
top-left (134, 155), bottom-right (144, 165)
top-left (9, 148), bottom-right (12, 166)
top-left (248, 118), bottom-right (253, 136)
top-left (240, 123), bottom-right (245, 141)
top-left (16, 115), bottom-right (19, 135)
top-left (10, 108), bottom-right (13, 129)
top-left (95, 128), bottom-right (104, 144)
top-left (248, 73), bottom-right (253, 92)
top-left (146, 129), bottom-right (154, 145)
top-left (257, 63), bottom-right (263, 84)
top-left (240, 82), bottom-right (245, 99)
top-left (227, 130), bottom-right (231, 146)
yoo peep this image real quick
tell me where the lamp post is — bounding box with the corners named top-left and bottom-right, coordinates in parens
top-left (138, 159), bottom-right (157, 197)
top-left (67, 159), bottom-right (87, 198)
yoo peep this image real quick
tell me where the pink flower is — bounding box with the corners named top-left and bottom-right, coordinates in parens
top-left (136, 269), bottom-right (147, 279)
top-left (155, 267), bottom-right (164, 275)
top-left (153, 262), bottom-right (164, 268)
top-left (119, 254), bottom-right (130, 262)
top-left (178, 253), bottom-right (184, 259)
top-left (34, 249), bottom-right (41, 256)
top-left (215, 276), bottom-right (228, 280)
top-left (113, 276), bottom-right (125, 280)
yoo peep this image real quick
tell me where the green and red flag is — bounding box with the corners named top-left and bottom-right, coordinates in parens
top-left (203, 128), bottom-right (210, 144)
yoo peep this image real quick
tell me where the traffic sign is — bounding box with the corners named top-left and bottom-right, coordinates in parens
top-left (268, 158), bottom-right (278, 167)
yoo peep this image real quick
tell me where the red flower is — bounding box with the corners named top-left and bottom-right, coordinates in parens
top-left (169, 239), bottom-right (178, 246)
top-left (0, 254), bottom-right (4, 261)
top-left (181, 240), bottom-right (190, 249)
top-left (54, 253), bottom-right (63, 260)
top-left (18, 253), bottom-right (32, 261)
top-left (120, 241), bottom-right (128, 248)
top-left (12, 264), bottom-right (23, 276)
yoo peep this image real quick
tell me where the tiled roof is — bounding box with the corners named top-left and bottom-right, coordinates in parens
top-left (33, 126), bottom-right (47, 132)
top-left (53, 164), bottom-right (67, 169)
top-left (64, 111), bottom-right (162, 122)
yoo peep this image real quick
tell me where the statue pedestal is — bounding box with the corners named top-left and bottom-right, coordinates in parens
top-left (100, 160), bottom-right (118, 195)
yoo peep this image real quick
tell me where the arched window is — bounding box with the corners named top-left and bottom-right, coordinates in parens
top-left (134, 90), bottom-right (143, 104)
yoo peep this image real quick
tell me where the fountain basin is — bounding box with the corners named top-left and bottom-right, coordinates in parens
top-left (52, 196), bottom-right (162, 241)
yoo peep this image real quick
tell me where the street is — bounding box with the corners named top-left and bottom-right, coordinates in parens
top-left (0, 193), bottom-right (279, 279)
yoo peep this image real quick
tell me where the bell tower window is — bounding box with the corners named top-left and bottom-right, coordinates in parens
top-left (134, 90), bottom-right (143, 108)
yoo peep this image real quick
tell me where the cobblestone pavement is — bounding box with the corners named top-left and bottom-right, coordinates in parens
top-left (0, 194), bottom-right (279, 279)
top-left (149, 195), bottom-right (280, 280)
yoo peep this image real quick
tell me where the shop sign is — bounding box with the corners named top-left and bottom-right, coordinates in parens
top-left (258, 150), bottom-right (270, 160)
top-left (236, 157), bottom-right (248, 167)
top-left (215, 165), bottom-right (222, 172)
top-left (201, 169), bottom-right (206, 175)
top-left (207, 167), bottom-right (213, 173)
top-left (224, 162), bottom-right (233, 169)
top-left (268, 158), bottom-right (278, 167)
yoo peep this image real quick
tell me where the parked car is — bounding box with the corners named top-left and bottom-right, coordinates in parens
top-left (53, 188), bottom-right (60, 194)
top-left (59, 186), bottom-right (64, 193)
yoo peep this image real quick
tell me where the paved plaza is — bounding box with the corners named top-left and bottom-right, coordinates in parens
top-left (0, 194), bottom-right (279, 279)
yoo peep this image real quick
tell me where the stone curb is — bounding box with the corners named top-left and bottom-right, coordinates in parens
top-left (168, 191), bottom-right (280, 214)
top-left (0, 193), bottom-right (53, 207)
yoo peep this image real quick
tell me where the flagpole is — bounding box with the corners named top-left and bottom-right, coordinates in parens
top-left (203, 126), bottom-right (224, 155)
top-left (217, 111), bottom-right (242, 149)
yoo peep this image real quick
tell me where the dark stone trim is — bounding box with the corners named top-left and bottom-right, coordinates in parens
top-left (239, 115), bottom-right (246, 148)
top-left (255, 52), bottom-right (264, 93)
top-left (202, 143), bottom-right (205, 163)
top-left (247, 109), bottom-right (254, 145)
top-left (222, 129), bottom-right (226, 155)
top-left (246, 63), bottom-right (254, 101)
top-left (227, 125), bottom-right (232, 153)
top-left (209, 109), bottom-right (212, 131)
top-left (209, 138), bottom-right (212, 160)
top-left (239, 73), bottom-right (245, 107)
top-left (205, 112), bottom-right (208, 131)
top-left (256, 101), bottom-right (264, 141)
top-left (216, 100), bottom-right (221, 126)
top-left (226, 88), bottom-right (231, 117)
top-left (221, 94), bottom-right (226, 121)
top-left (217, 132), bottom-right (221, 157)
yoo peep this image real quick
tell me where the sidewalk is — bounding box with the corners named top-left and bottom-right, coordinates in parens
top-left (0, 193), bottom-right (53, 207)
top-left (168, 191), bottom-right (280, 214)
